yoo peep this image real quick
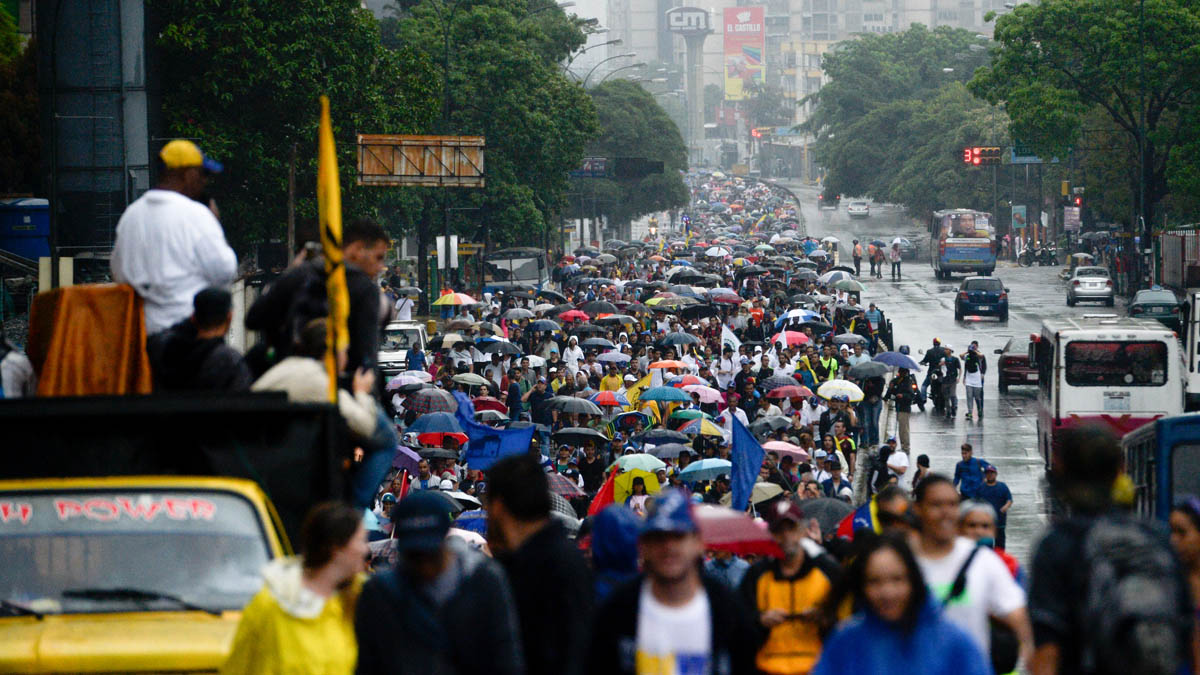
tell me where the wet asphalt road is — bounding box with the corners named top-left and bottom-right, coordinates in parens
top-left (776, 180), bottom-right (1131, 562)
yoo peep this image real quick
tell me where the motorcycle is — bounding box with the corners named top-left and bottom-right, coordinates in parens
top-left (1018, 247), bottom-right (1035, 267)
top-left (1037, 245), bottom-right (1059, 266)
top-left (926, 368), bottom-right (945, 412)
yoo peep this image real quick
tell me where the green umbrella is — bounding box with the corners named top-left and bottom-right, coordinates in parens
top-left (833, 279), bottom-right (867, 292)
top-left (615, 454), bottom-right (667, 473)
top-left (669, 409), bottom-right (714, 422)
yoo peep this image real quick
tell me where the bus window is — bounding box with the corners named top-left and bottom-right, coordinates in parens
top-left (1064, 341), bottom-right (1168, 387)
top-left (1173, 443), bottom-right (1200, 504)
top-left (1128, 438), bottom-right (1155, 518)
top-left (1034, 338), bottom-right (1053, 394)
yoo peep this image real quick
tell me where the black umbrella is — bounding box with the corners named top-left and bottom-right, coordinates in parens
top-left (849, 361), bottom-right (890, 379)
top-left (634, 429), bottom-right (690, 445)
top-left (548, 397), bottom-right (604, 415)
top-left (574, 246), bottom-right (600, 256)
top-left (801, 497), bottom-right (855, 537)
top-left (548, 303), bottom-right (576, 316)
top-left (582, 337), bottom-right (615, 349)
top-left (604, 240), bottom-right (628, 250)
top-left (479, 340), bottom-right (523, 356)
top-left (834, 332), bottom-right (869, 345)
top-left (394, 286), bottom-right (422, 295)
top-left (570, 323), bottom-right (607, 335)
top-left (417, 447), bottom-right (459, 460)
top-left (749, 416), bottom-right (792, 434)
top-left (794, 269), bottom-right (819, 281)
top-left (594, 314), bottom-right (636, 325)
top-left (831, 265), bottom-right (856, 275)
top-left (759, 374), bottom-right (802, 391)
top-left (680, 304), bottom-right (720, 320)
top-left (625, 303), bottom-right (652, 314)
top-left (537, 288), bottom-right (568, 302)
top-left (552, 426), bottom-right (611, 445)
top-left (648, 443), bottom-right (691, 459)
top-left (583, 300), bottom-right (618, 315)
top-left (738, 264), bottom-right (768, 276)
top-left (658, 331), bottom-right (701, 346)
top-left (506, 289), bottom-right (536, 299)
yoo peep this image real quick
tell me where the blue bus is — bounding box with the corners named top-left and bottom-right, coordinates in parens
top-left (928, 209), bottom-right (997, 279)
top-left (1122, 413), bottom-right (1200, 521)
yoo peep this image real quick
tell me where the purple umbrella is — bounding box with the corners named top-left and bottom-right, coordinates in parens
top-left (392, 446), bottom-right (421, 473)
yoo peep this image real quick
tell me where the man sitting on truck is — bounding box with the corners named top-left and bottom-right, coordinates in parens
top-left (147, 287), bottom-right (252, 393)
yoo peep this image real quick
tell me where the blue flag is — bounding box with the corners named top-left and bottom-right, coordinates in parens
top-left (730, 415), bottom-right (765, 511)
top-left (455, 405), bottom-right (535, 472)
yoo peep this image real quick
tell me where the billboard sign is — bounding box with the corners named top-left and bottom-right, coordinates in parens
top-left (1063, 206), bottom-right (1081, 232)
top-left (569, 156), bottom-right (608, 178)
top-left (357, 135), bottom-right (485, 187)
top-left (666, 7), bottom-right (711, 35)
top-left (723, 7), bottom-right (764, 101)
top-left (1012, 205), bottom-right (1027, 231)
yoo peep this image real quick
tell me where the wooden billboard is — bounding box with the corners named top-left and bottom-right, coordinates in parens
top-left (356, 134), bottom-right (485, 187)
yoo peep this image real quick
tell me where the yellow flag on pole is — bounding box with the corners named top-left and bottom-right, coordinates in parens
top-left (317, 96), bottom-right (349, 402)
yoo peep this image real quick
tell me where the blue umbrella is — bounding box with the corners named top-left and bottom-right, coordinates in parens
top-left (640, 386), bottom-right (693, 403)
top-left (678, 458), bottom-right (733, 482)
top-left (407, 412), bottom-right (464, 435)
top-left (612, 411), bottom-right (651, 430)
top-left (874, 351), bottom-right (922, 371)
top-left (529, 319), bottom-right (561, 332)
top-left (453, 509), bottom-right (488, 535)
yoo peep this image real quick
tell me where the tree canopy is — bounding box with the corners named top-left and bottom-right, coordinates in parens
top-left (0, 6), bottom-right (37, 196)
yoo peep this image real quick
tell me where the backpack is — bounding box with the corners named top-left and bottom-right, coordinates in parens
top-left (1080, 515), bottom-right (1184, 675)
top-left (965, 354), bottom-right (979, 373)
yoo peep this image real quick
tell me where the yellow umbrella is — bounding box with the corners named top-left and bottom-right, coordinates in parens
top-left (645, 296), bottom-right (669, 306)
top-left (614, 468), bottom-right (663, 504)
top-left (680, 418), bottom-right (725, 437)
top-left (433, 292), bottom-right (477, 306)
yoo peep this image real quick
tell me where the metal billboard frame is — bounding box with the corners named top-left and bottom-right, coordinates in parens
top-left (356, 134), bottom-right (486, 187)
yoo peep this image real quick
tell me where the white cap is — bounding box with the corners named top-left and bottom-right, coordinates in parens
top-left (838, 486), bottom-right (853, 500)
top-left (624, 374), bottom-right (637, 382)
top-left (439, 479), bottom-right (455, 490)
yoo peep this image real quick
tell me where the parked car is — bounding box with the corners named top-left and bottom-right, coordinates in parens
top-left (846, 201), bottom-right (870, 219)
top-left (994, 336), bottom-right (1036, 393)
top-left (1129, 287), bottom-right (1181, 331)
top-left (1066, 265), bottom-right (1115, 307)
top-left (955, 276), bottom-right (1009, 321)
top-left (894, 237), bottom-right (918, 261)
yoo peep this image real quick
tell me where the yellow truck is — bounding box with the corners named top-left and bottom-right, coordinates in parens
top-left (0, 394), bottom-right (343, 673)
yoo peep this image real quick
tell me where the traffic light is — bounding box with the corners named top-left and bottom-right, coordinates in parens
top-left (1073, 195), bottom-right (1083, 207)
top-left (961, 146), bottom-right (1001, 166)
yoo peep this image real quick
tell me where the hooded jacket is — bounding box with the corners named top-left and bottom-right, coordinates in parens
top-left (220, 557), bottom-right (360, 675)
top-left (812, 599), bottom-right (991, 675)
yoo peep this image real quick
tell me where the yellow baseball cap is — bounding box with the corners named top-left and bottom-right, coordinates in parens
top-left (159, 139), bottom-right (223, 173)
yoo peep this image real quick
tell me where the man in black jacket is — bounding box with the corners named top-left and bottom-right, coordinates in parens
top-left (147, 287), bottom-right (252, 392)
top-left (588, 490), bottom-right (761, 675)
top-left (487, 455), bottom-right (593, 675)
top-left (355, 491), bottom-right (524, 675)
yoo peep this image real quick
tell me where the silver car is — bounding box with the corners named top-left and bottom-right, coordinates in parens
top-left (1066, 266), bottom-right (1115, 306)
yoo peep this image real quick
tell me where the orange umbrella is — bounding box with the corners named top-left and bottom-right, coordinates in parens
top-left (649, 360), bottom-right (688, 369)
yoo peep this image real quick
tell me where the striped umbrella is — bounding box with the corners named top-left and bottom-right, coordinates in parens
top-left (402, 388), bottom-right (458, 413)
top-left (678, 418), bottom-right (725, 437)
top-left (547, 471), bottom-right (585, 498)
top-left (589, 391), bottom-right (630, 407)
top-left (432, 292), bottom-right (478, 306)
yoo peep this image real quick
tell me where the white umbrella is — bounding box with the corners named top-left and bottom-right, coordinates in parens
top-left (525, 355), bottom-right (546, 367)
top-left (705, 246), bottom-right (731, 257)
top-left (821, 236), bottom-right (840, 244)
top-left (892, 237), bottom-right (905, 245)
top-left (817, 379), bottom-right (865, 402)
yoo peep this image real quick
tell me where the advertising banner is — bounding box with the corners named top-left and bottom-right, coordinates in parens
top-left (1012, 205), bottom-right (1027, 231)
top-left (723, 7), bottom-right (764, 101)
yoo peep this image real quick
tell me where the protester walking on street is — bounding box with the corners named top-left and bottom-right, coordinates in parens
top-left (588, 490), bottom-right (761, 675)
top-left (354, 491), bottom-right (525, 675)
top-left (813, 534), bottom-right (992, 675)
top-left (884, 367), bottom-right (917, 453)
top-left (953, 443), bottom-right (987, 500)
top-left (940, 345), bottom-right (960, 419)
top-left (1169, 498), bottom-right (1200, 669)
top-left (974, 465), bottom-right (1012, 550)
top-left (962, 342), bottom-right (986, 421)
top-left (221, 502), bottom-right (366, 675)
top-left (889, 243), bottom-right (902, 281)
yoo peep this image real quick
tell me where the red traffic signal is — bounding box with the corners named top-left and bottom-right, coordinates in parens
top-left (962, 146), bottom-right (1001, 166)
top-left (1073, 196), bottom-right (1082, 207)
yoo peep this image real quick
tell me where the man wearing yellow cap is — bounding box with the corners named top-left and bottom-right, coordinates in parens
top-left (111, 140), bottom-right (237, 334)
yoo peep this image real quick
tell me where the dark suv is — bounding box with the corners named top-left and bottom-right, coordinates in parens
top-left (955, 276), bottom-right (1009, 321)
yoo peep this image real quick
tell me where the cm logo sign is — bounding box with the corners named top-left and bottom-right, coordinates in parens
top-left (667, 7), bottom-right (711, 34)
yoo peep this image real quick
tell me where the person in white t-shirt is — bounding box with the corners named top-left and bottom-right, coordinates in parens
top-left (716, 346), bottom-right (737, 390)
top-left (394, 294), bottom-right (414, 321)
top-left (913, 475), bottom-right (1033, 664)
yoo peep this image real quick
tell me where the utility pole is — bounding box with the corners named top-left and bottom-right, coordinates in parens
top-left (287, 143), bottom-right (297, 256)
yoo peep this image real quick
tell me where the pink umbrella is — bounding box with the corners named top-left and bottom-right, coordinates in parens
top-left (772, 331), bottom-right (811, 347)
top-left (693, 504), bottom-right (783, 557)
top-left (682, 384), bottom-right (724, 404)
top-left (766, 385), bottom-right (814, 400)
top-left (669, 374), bottom-right (706, 387)
top-left (762, 440), bottom-right (810, 462)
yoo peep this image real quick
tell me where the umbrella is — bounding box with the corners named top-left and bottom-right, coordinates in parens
top-left (657, 332), bottom-right (702, 347)
top-left (666, 375), bottom-right (706, 387)
top-left (433, 292), bottom-right (478, 306)
top-left (705, 246), bottom-right (732, 257)
top-left (761, 440), bottom-right (810, 462)
top-left (525, 355), bottom-right (546, 367)
top-left (616, 454), bottom-right (667, 473)
top-left (571, 323), bottom-right (607, 335)
top-left (537, 288), bottom-right (568, 303)
top-left (649, 359), bottom-right (689, 370)
top-left (391, 446), bottom-right (421, 473)
top-left (767, 385), bottom-right (813, 399)
top-left (833, 332), bottom-right (868, 346)
top-left (559, 309), bottom-right (590, 322)
top-left (751, 482), bottom-right (785, 505)
top-left (802, 497), bottom-right (855, 537)
top-left (612, 411), bottom-right (651, 430)
top-left (547, 471), bottom-right (586, 497)
top-left (634, 429), bottom-right (690, 445)
top-left (401, 370), bottom-right (433, 382)
top-left (709, 292), bottom-right (745, 304)
top-left (453, 373), bottom-right (491, 387)
top-left (429, 333), bottom-right (469, 350)
top-left (849, 361), bottom-right (890, 379)
top-left (503, 308), bottom-right (534, 320)
top-left (403, 388), bottom-right (458, 413)
top-left (759, 374), bottom-right (802, 391)
top-left (647, 443), bottom-right (691, 459)
top-left (679, 304), bottom-right (720, 320)
top-left (472, 396), bottom-right (508, 413)
top-left (479, 340), bottom-right (523, 356)
top-left (452, 509), bottom-right (488, 535)
top-left (386, 374), bottom-right (424, 391)
top-left (806, 249), bottom-right (827, 259)
top-left (640, 386), bottom-right (693, 403)
top-left (589, 390), bottom-right (630, 407)
top-left (442, 489), bottom-right (482, 510)
top-left (626, 303), bottom-right (652, 314)
top-left (394, 286), bottom-right (422, 295)
top-left (772, 331), bottom-right (811, 347)
top-left (407, 412), bottom-right (464, 435)
top-left (869, 239), bottom-right (886, 247)
top-left (796, 320), bottom-right (833, 334)
top-left (529, 319), bottom-right (561, 332)
top-left (552, 426), bottom-right (610, 445)
top-left (679, 458), bottom-right (733, 482)
top-left (874, 351), bottom-right (921, 371)
top-left (614, 468), bottom-right (663, 504)
top-left (594, 314), bottom-right (636, 325)
top-left (476, 409), bottom-right (510, 423)
top-left (597, 351), bottom-right (631, 363)
top-left (594, 253), bottom-right (618, 264)
top-left (682, 385), bottom-right (724, 403)
top-left (582, 337), bottom-right (615, 349)
top-left (821, 236), bottom-right (839, 244)
top-left (582, 300), bottom-right (618, 315)
top-left (418, 447), bottom-right (459, 460)
top-left (749, 416), bottom-right (792, 435)
top-left (694, 504), bottom-right (784, 557)
top-left (817, 379), bottom-right (865, 402)
top-left (669, 408), bottom-right (714, 422)
top-left (678, 418), bottom-right (725, 437)
top-left (818, 270), bottom-right (854, 284)
top-left (833, 279), bottom-right (866, 292)
top-left (548, 491), bottom-right (578, 520)
top-left (549, 396), bottom-right (605, 416)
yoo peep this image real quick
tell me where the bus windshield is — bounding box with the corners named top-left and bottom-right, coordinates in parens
top-left (485, 250), bottom-right (545, 284)
top-left (936, 212), bottom-right (992, 239)
top-left (1065, 341), bottom-right (1168, 387)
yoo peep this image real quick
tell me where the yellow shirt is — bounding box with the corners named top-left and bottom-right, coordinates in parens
top-left (600, 374), bottom-right (624, 391)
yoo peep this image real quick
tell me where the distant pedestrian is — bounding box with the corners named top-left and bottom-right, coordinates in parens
top-left (890, 243), bottom-right (902, 280)
top-left (705, 550), bottom-right (751, 589)
top-left (974, 465), bottom-right (1012, 549)
top-left (852, 240), bottom-right (863, 277)
top-left (884, 367), bottom-right (918, 453)
top-left (940, 345), bottom-right (960, 418)
top-left (952, 443), bottom-right (986, 499)
top-left (0, 332), bottom-right (36, 398)
top-left (962, 342), bottom-right (986, 421)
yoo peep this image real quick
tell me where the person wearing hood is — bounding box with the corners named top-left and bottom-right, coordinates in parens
top-left (354, 491), bottom-right (524, 675)
top-left (221, 502), bottom-right (367, 675)
top-left (812, 534), bottom-right (991, 675)
top-left (591, 505), bottom-right (642, 603)
top-left (563, 335), bottom-right (585, 376)
top-left (147, 287), bottom-right (252, 392)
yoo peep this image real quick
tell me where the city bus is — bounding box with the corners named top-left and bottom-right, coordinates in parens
top-left (1034, 315), bottom-right (1184, 471)
top-left (928, 209), bottom-right (996, 279)
top-left (482, 247), bottom-right (549, 295)
top-left (1123, 413), bottom-right (1200, 522)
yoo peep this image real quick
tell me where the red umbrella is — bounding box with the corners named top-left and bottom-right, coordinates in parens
top-left (766, 385), bottom-right (813, 399)
top-left (772, 331), bottom-right (811, 347)
top-left (547, 471), bottom-right (585, 498)
top-left (669, 375), bottom-right (706, 387)
top-left (416, 431), bottom-right (470, 447)
top-left (472, 396), bottom-right (508, 413)
top-left (693, 504), bottom-right (783, 557)
top-left (559, 309), bottom-right (589, 322)
top-left (403, 388), bottom-right (458, 414)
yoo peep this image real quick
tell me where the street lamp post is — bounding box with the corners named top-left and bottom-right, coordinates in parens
top-left (583, 52), bottom-right (637, 87)
top-left (564, 39), bottom-right (622, 77)
top-left (597, 62), bottom-right (647, 84)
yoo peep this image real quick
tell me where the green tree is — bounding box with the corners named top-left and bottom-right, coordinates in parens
top-left (746, 83), bottom-right (794, 128)
top-left (575, 80), bottom-right (688, 231)
top-left (153, 0), bottom-right (440, 252)
top-left (0, 6), bottom-right (37, 195)
top-left (969, 0), bottom-right (1200, 231)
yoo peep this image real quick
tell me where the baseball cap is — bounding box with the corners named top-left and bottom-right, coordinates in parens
top-left (765, 500), bottom-right (805, 532)
top-left (159, 139), bottom-right (223, 173)
top-left (625, 374), bottom-right (637, 382)
top-left (838, 486), bottom-right (853, 500)
top-left (984, 463), bottom-right (998, 474)
top-left (380, 492), bottom-right (397, 504)
top-left (390, 491), bottom-right (452, 552)
top-left (642, 490), bottom-right (697, 535)
top-left (439, 478), bottom-right (455, 490)
top-left (814, 449), bottom-right (827, 459)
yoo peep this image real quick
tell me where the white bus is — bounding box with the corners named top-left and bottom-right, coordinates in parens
top-left (1034, 315), bottom-right (1184, 469)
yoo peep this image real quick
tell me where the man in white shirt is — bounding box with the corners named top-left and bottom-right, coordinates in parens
top-left (716, 346), bottom-right (737, 390)
top-left (799, 397), bottom-right (826, 435)
top-left (111, 140), bottom-right (237, 335)
top-left (562, 336), bottom-right (584, 376)
top-left (394, 293), bottom-right (414, 321)
top-left (913, 474), bottom-right (1034, 664)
